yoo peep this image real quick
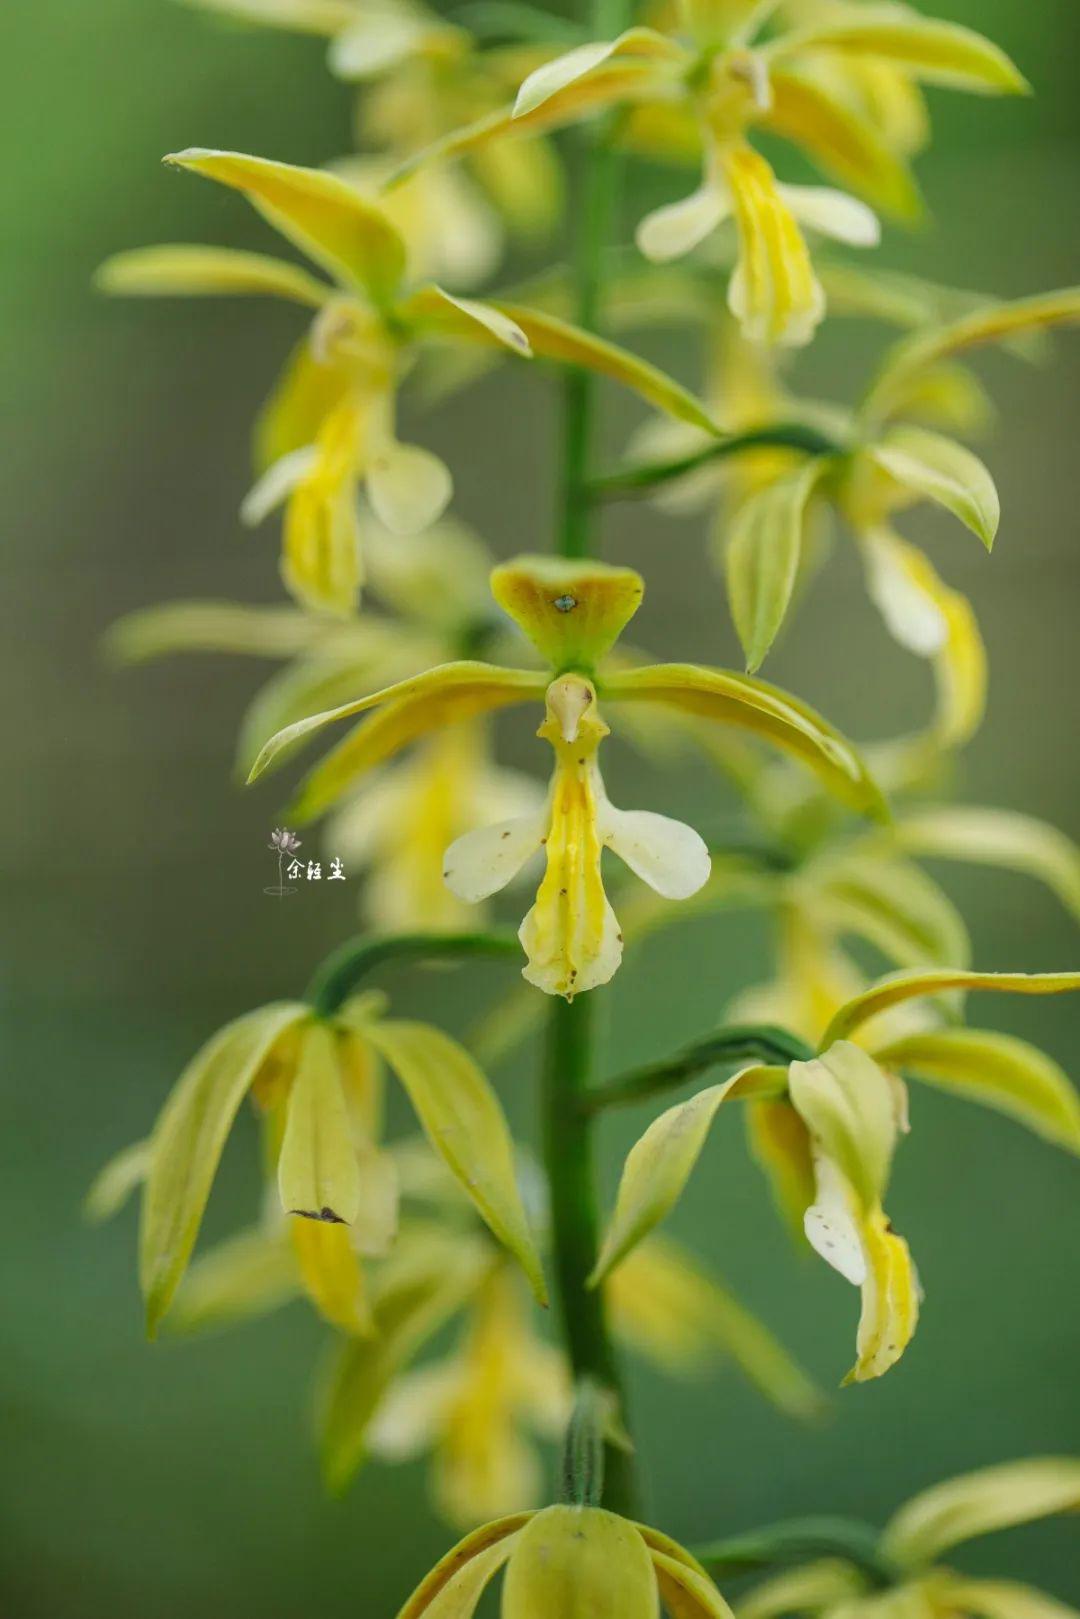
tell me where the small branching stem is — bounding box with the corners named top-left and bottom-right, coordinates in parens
top-left (591, 424), bottom-right (842, 500)
top-left (694, 1517), bottom-right (902, 1587)
top-left (305, 930), bottom-right (520, 1019)
top-left (585, 1024), bottom-right (812, 1113)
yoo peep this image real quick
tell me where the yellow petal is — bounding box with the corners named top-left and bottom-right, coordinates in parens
top-left (513, 29), bottom-right (683, 119)
top-left (746, 1097), bottom-right (816, 1240)
top-left (96, 244), bottom-right (330, 305)
top-left (365, 1019), bottom-right (548, 1304)
top-left (870, 1027), bottom-right (1080, 1155)
top-left (870, 426), bottom-right (999, 548)
top-left (652, 1550), bottom-right (735, 1619)
top-left (401, 285), bottom-right (532, 354)
top-left (736, 1560), bottom-right (866, 1619)
top-left (723, 143), bottom-right (825, 348)
top-left (601, 663), bottom-right (886, 820)
top-left (104, 600), bottom-right (326, 664)
top-left (927, 1577), bottom-right (1080, 1619)
top-left (890, 807), bottom-right (1080, 924)
top-left (764, 69), bottom-right (923, 221)
top-left (883, 1457), bottom-right (1080, 1566)
top-left (167, 1225), bottom-right (298, 1333)
top-left (491, 555), bottom-right (644, 671)
top-left (253, 335), bottom-right (353, 474)
top-left (845, 1201), bottom-right (919, 1383)
top-left (181, 0), bottom-right (357, 30)
top-left (502, 1506), bottom-right (659, 1619)
top-left (277, 1021), bottom-right (362, 1224)
top-left (809, 845), bottom-right (970, 973)
top-left (322, 1232), bottom-right (494, 1495)
top-left (609, 1237), bottom-right (822, 1419)
top-left (278, 400), bottom-right (367, 615)
top-left (591, 1067), bottom-right (784, 1284)
top-left (725, 461), bottom-right (825, 671)
top-left (139, 1003), bottom-right (309, 1335)
top-left (164, 148), bottom-right (406, 303)
top-left (493, 304), bottom-right (722, 433)
top-left (84, 1138), bottom-right (150, 1223)
top-left (865, 288), bottom-right (1080, 420)
top-left (769, 8), bottom-right (1028, 95)
top-left (246, 660), bottom-right (544, 786)
top-left (823, 970), bottom-right (1080, 1047)
top-left (410, 1532), bottom-right (520, 1618)
top-left (789, 1043), bottom-right (900, 1208)
top-left (290, 1216), bottom-right (374, 1335)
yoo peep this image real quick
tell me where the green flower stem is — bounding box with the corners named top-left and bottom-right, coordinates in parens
top-left (590, 424), bottom-right (843, 501)
top-left (542, 995), bottom-right (638, 1514)
top-left (540, 0), bottom-right (640, 1514)
top-left (694, 1517), bottom-right (901, 1587)
top-left (584, 1024), bottom-right (813, 1113)
top-left (305, 930), bottom-right (520, 1019)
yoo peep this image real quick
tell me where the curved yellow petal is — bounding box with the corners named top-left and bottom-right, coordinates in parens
top-left (870, 1027), bottom-right (1080, 1155)
top-left (513, 29), bottom-right (683, 119)
top-left (277, 1021), bottom-right (362, 1224)
top-left (823, 970), bottom-right (1080, 1048)
top-left (769, 9), bottom-right (1028, 96)
top-left (883, 1457), bottom-right (1080, 1567)
top-left (890, 807), bottom-right (1080, 923)
top-left (366, 1020), bottom-right (548, 1304)
top-left (96, 244), bottom-right (330, 305)
top-left (601, 663), bottom-right (886, 819)
top-left (139, 1003), bottom-right (309, 1335)
top-left (764, 69), bottom-right (922, 221)
top-left (591, 1067), bottom-right (784, 1284)
top-left (290, 1216), bottom-right (374, 1335)
top-left (164, 148), bottom-right (406, 303)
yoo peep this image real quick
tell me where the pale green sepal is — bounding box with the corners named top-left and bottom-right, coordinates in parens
top-left (166, 1226), bottom-right (299, 1334)
top-left (590, 1066), bottom-right (784, 1285)
top-left (277, 1021), bottom-right (363, 1224)
top-left (788, 1043), bottom-right (898, 1206)
top-left (84, 1139), bottom-right (151, 1223)
top-left (883, 1456), bottom-right (1080, 1567)
top-left (139, 1002), bottom-right (309, 1336)
top-left (871, 1027), bottom-right (1080, 1155)
top-left (365, 1020), bottom-right (548, 1305)
top-left (823, 970), bottom-right (1080, 1047)
top-left (871, 426), bottom-right (999, 548)
top-left (889, 807), bottom-right (1080, 923)
top-left (95, 244), bottom-right (328, 306)
top-left (725, 461), bottom-right (825, 672)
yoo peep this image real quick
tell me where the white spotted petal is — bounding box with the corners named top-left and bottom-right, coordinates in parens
top-left (443, 811), bottom-right (548, 905)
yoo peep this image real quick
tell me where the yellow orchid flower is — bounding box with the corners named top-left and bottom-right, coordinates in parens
top-left (623, 288), bottom-right (1080, 744)
top-left (369, 1264), bottom-right (570, 1527)
top-left (182, 0), bottom-right (566, 253)
top-left (398, 1), bottom-right (1025, 346)
top-left (135, 988), bottom-right (546, 1337)
top-left (247, 555), bottom-right (884, 997)
top-left (98, 150), bottom-right (717, 614)
top-left (396, 1503), bottom-right (735, 1617)
top-left (737, 1457), bottom-right (1080, 1619)
top-left (591, 968), bottom-right (1080, 1382)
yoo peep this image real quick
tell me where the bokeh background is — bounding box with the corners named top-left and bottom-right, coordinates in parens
top-left (4, 0), bottom-right (1080, 1613)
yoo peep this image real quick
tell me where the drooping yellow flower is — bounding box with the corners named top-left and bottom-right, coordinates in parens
top-left (369, 1265), bottom-right (569, 1527)
top-left (134, 989), bottom-right (546, 1336)
top-left (627, 288), bottom-right (1080, 745)
top-left (182, 0), bottom-right (565, 259)
top-left (399, 1), bottom-right (1025, 345)
top-left (247, 555), bottom-right (885, 997)
top-left (396, 1503), bottom-right (735, 1618)
top-left (738, 1457), bottom-right (1080, 1619)
top-left (98, 151), bottom-right (718, 613)
top-left (591, 968), bottom-right (1080, 1381)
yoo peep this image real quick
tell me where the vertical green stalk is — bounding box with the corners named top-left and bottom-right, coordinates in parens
top-left (543, 0), bottom-right (638, 1511)
top-left (542, 997), bottom-right (638, 1514)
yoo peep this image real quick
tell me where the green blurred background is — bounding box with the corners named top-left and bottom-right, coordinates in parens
top-left (4, 0), bottom-right (1080, 1613)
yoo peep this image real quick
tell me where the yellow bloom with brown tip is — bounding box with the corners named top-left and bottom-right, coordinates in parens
top-left (396, 1503), bottom-right (735, 1618)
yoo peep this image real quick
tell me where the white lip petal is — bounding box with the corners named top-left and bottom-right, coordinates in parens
top-left (365, 440), bottom-right (453, 535)
top-left (803, 1151), bottom-right (866, 1287)
top-left (778, 184), bottom-right (881, 248)
top-left (601, 805), bottom-right (712, 899)
top-left (863, 530), bottom-right (949, 657)
top-left (241, 446), bottom-right (317, 527)
top-left (443, 811), bottom-right (548, 904)
top-left (635, 185), bottom-right (731, 263)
